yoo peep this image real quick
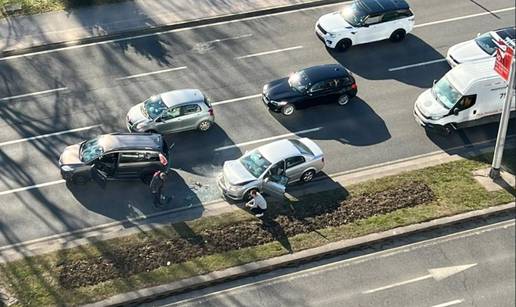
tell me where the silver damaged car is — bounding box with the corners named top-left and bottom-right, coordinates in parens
top-left (217, 138), bottom-right (324, 201)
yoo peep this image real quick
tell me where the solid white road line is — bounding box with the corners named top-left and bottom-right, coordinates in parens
top-left (235, 46), bottom-right (303, 59)
top-left (388, 58), bottom-right (448, 72)
top-left (415, 7), bottom-right (515, 28)
top-left (116, 66), bottom-right (187, 80)
top-left (212, 94), bottom-right (261, 106)
top-left (214, 127), bottom-right (322, 151)
top-left (0, 87), bottom-right (68, 102)
top-left (0, 125), bottom-right (101, 147)
top-left (432, 299), bottom-right (465, 307)
top-left (0, 180), bottom-right (66, 197)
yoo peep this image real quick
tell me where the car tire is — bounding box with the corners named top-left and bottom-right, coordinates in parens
top-left (389, 29), bottom-right (406, 42)
top-left (147, 129), bottom-right (158, 134)
top-left (337, 94), bottom-right (350, 106)
top-left (198, 120), bottom-right (212, 132)
top-left (243, 188), bottom-right (258, 202)
top-left (281, 104), bottom-right (295, 116)
top-left (301, 170), bottom-right (316, 183)
top-left (71, 174), bottom-right (90, 185)
top-left (336, 39), bottom-right (352, 52)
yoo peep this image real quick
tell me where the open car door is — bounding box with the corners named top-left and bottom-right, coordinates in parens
top-left (262, 176), bottom-right (287, 199)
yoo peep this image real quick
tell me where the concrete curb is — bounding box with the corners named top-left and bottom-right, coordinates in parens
top-left (0, 0), bottom-right (343, 58)
top-left (85, 202), bottom-right (515, 306)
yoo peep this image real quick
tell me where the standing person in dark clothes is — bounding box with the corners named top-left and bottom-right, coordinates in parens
top-left (150, 170), bottom-right (168, 207)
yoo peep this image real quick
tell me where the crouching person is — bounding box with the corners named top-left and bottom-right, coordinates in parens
top-left (245, 190), bottom-right (267, 218)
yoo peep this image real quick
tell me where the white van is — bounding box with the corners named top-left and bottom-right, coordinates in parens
top-left (414, 58), bottom-right (515, 135)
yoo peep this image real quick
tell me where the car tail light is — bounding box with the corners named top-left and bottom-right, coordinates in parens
top-left (209, 108), bottom-right (214, 116)
top-left (159, 153), bottom-right (168, 166)
top-left (351, 83), bottom-right (357, 90)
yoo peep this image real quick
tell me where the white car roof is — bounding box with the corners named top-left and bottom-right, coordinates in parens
top-left (160, 89), bottom-right (205, 108)
top-left (446, 58), bottom-right (501, 92)
top-left (257, 139), bottom-right (301, 163)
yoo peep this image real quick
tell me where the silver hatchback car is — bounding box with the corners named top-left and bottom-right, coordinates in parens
top-left (217, 137), bottom-right (324, 201)
top-left (126, 89), bottom-right (214, 134)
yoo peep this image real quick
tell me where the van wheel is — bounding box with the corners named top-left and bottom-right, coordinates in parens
top-left (243, 188), bottom-right (258, 202)
top-left (301, 170), bottom-right (316, 183)
top-left (389, 29), bottom-right (406, 42)
top-left (337, 94), bottom-right (350, 106)
top-left (281, 104), bottom-right (295, 116)
top-left (336, 39), bottom-right (352, 52)
top-left (198, 120), bottom-right (212, 132)
top-left (72, 174), bottom-right (90, 185)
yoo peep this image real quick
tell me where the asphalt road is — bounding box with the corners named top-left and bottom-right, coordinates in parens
top-left (0, 0), bottom-right (515, 247)
top-left (145, 216), bottom-right (516, 307)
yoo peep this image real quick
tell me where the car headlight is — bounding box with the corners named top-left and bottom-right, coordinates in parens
top-left (328, 32), bottom-right (337, 38)
top-left (136, 122), bottom-right (148, 131)
top-left (61, 165), bottom-right (74, 172)
top-left (430, 115), bottom-right (443, 120)
top-left (227, 185), bottom-right (241, 192)
top-left (271, 100), bottom-right (287, 106)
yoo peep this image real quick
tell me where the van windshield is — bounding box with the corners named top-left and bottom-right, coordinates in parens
top-left (432, 77), bottom-right (461, 109)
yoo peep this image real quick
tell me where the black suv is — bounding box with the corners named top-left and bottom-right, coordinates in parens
top-left (262, 64), bottom-right (358, 116)
top-left (59, 133), bottom-right (168, 184)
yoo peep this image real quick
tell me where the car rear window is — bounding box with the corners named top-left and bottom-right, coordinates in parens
top-left (289, 139), bottom-right (313, 156)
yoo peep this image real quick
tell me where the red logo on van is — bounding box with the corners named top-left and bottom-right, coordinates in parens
top-left (494, 39), bottom-right (514, 81)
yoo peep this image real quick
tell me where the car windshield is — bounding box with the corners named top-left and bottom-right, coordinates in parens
top-left (340, 3), bottom-right (367, 27)
top-left (143, 95), bottom-right (168, 119)
top-left (80, 137), bottom-right (104, 163)
top-left (239, 150), bottom-right (272, 178)
top-left (431, 77), bottom-right (461, 109)
top-left (288, 70), bottom-right (311, 93)
top-left (474, 32), bottom-right (498, 55)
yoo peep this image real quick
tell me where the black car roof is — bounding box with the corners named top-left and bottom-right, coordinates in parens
top-left (303, 64), bottom-right (351, 83)
top-left (99, 133), bottom-right (163, 152)
top-left (495, 27), bottom-right (515, 43)
top-left (355, 0), bottom-right (410, 14)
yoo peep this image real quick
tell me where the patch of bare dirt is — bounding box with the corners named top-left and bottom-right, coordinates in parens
top-left (57, 182), bottom-right (433, 288)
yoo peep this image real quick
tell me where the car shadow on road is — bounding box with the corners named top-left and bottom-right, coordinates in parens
top-left (268, 97), bottom-right (391, 147)
top-left (327, 34), bottom-right (450, 88)
top-left (424, 120), bottom-right (516, 157)
top-left (67, 169), bottom-right (203, 226)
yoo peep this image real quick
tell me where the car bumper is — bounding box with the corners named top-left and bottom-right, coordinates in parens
top-left (217, 175), bottom-right (244, 200)
top-left (262, 95), bottom-right (283, 112)
top-left (413, 109), bottom-right (447, 133)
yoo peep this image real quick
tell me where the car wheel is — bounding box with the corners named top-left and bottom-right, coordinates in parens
top-left (337, 94), bottom-right (350, 106)
top-left (243, 188), bottom-right (258, 202)
top-left (198, 120), bottom-right (212, 132)
top-left (72, 174), bottom-right (90, 185)
top-left (389, 29), bottom-right (406, 42)
top-left (281, 104), bottom-right (295, 116)
top-left (301, 170), bottom-right (316, 183)
top-left (147, 129), bottom-right (158, 134)
top-left (336, 39), bottom-right (352, 52)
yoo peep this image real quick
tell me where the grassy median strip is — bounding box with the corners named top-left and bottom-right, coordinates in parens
top-left (1, 149), bottom-right (514, 306)
top-left (0, 0), bottom-right (128, 18)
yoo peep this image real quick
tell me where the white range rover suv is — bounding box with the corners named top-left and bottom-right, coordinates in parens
top-left (315, 0), bottom-right (415, 52)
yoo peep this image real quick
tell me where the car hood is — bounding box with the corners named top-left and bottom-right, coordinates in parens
top-left (59, 144), bottom-right (84, 165)
top-left (448, 40), bottom-right (489, 64)
top-left (127, 103), bottom-right (150, 125)
top-left (263, 77), bottom-right (299, 101)
top-left (223, 160), bottom-right (256, 185)
top-left (318, 11), bottom-right (353, 33)
top-left (415, 89), bottom-right (450, 118)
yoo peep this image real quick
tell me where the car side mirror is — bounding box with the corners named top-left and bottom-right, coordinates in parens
top-left (476, 33), bottom-right (481, 37)
top-left (432, 79), bottom-right (437, 86)
top-left (453, 108), bottom-right (460, 116)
